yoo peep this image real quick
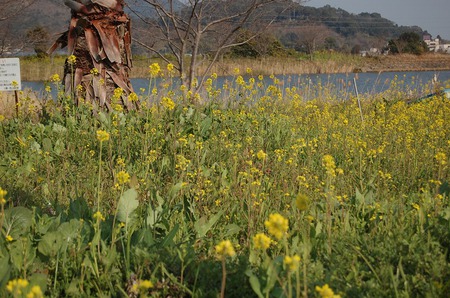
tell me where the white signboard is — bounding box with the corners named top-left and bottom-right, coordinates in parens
top-left (0, 58), bottom-right (21, 91)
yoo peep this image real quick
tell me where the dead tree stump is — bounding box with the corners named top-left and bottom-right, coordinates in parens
top-left (49, 0), bottom-right (137, 112)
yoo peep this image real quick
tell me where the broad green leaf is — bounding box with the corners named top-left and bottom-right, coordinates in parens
top-left (0, 256), bottom-right (10, 286)
top-left (194, 211), bottom-right (223, 238)
top-left (246, 269), bottom-right (264, 298)
top-left (117, 188), bottom-right (139, 225)
top-left (10, 238), bottom-right (35, 271)
top-left (4, 207), bottom-right (33, 238)
top-left (38, 231), bottom-right (62, 257)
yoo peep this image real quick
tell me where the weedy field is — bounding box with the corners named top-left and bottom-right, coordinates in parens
top-left (0, 65), bottom-right (449, 298)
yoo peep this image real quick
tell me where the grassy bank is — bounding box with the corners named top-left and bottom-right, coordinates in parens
top-left (19, 52), bottom-right (450, 82)
top-left (0, 72), bottom-right (449, 297)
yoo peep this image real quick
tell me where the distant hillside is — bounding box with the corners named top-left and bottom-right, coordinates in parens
top-left (2, 0), bottom-right (425, 55)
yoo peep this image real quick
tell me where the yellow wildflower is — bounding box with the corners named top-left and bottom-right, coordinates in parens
top-left (96, 130), bottom-right (110, 142)
top-left (26, 285), bottom-right (44, 298)
top-left (284, 255), bottom-right (301, 271)
top-left (167, 63), bottom-right (174, 72)
top-left (161, 96), bottom-right (175, 110)
top-left (50, 74), bottom-right (60, 82)
top-left (434, 152), bottom-right (447, 166)
top-left (67, 55), bottom-right (77, 65)
top-left (315, 284), bottom-right (341, 298)
top-left (256, 150), bottom-right (267, 161)
top-left (253, 233), bottom-right (271, 250)
top-left (6, 278), bottom-right (29, 295)
top-left (6, 235), bottom-right (13, 242)
top-left (149, 63), bottom-right (161, 77)
top-left (131, 279), bottom-right (154, 295)
top-left (215, 240), bottom-right (236, 260)
top-left (93, 211), bottom-right (105, 221)
top-left (264, 213), bottom-right (289, 240)
top-left (0, 186), bottom-right (7, 204)
top-left (90, 67), bottom-right (99, 75)
top-left (117, 170), bottom-right (130, 185)
top-left (322, 154), bottom-right (336, 176)
top-left (128, 92), bottom-right (138, 102)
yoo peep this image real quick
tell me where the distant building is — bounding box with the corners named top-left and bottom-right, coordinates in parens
top-left (423, 32), bottom-right (450, 53)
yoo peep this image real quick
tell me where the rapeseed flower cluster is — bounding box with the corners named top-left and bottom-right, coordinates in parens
top-left (0, 186), bottom-right (7, 205)
top-left (264, 213), bottom-right (289, 240)
top-left (149, 62), bottom-right (161, 77)
top-left (315, 284), bottom-right (341, 298)
top-left (6, 279), bottom-right (43, 297)
top-left (283, 255), bottom-right (301, 272)
top-left (253, 233), bottom-right (271, 250)
top-left (215, 240), bottom-right (236, 260)
top-left (117, 170), bottom-right (130, 185)
top-left (131, 279), bottom-right (153, 296)
top-left (96, 130), bottom-right (110, 142)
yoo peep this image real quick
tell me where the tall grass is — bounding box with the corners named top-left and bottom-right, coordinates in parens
top-left (0, 69), bottom-right (449, 297)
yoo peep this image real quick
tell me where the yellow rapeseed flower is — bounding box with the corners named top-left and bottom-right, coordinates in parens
top-left (90, 67), bottom-right (99, 76)
top-left (0, 186), bottom-right (7, 204)
top-left (26, 285), bottom-right (44, 298)
top-left (131, 279), bottom-right (154, 295)
top-left (6, 278), bottom-right (29, 295)
top-left (93, 211), bottom-right (105, 221)
top-left (161, 96), bottom-right (175, 110)
top-left (256, 150), bottom-right (267, 161)
top-left (215, 240), bottom-right (236, 260)
top-left (96, 130), bottom-right (110, 142)
top-left (253, 233), bottom-right (271, 250)
top-left (264, 213), bottom-right (289, 240)
top-left (322, 154), bottom-right (336, 176)
top-left (284, 255), bottom-right (301, 272)
top-left (434, 152), bottom-right (447, 166)
top-left (67, 55), bottom-right (77, 65)
top-left (117, 170), bottom-right (130, 185)
top-left (315, 284), bottom-right (341, 298)
top-left (128, 92), bottom-right (138, 102)
top-left (50, 74), bottom-right (60, 82)
top-left (149, 63), bottom-right (161, 77)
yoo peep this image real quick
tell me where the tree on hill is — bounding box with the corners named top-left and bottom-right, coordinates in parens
top-left (387, 32), bottom-right (428, 55)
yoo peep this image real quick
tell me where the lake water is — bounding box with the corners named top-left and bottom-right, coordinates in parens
top-left (22, 70), bottom-right (450, 99)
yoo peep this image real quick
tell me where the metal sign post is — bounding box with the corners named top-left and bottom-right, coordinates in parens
top-left (0, 58), bottom-right (22, 117)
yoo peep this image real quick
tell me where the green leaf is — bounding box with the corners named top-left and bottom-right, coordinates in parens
top-left (162, 224), bottom-right (179, 247)
top-left (42, 137), bottom-right (52, 152)
top-left (117, 188), bottom-right (139, 225)
top-left (0, 255), bottom-right (11, 287)
top-left (9, 238), bottom-right (35, 272)
top-left (246, 270), bottom-right (264, 298)
top-left (4, 207), bottom-right (33, 238)
top-left (194, 211), bottom-right (223, 238)
top-left (38, 231), bottom-right (62, 257)
top-left (224, 223), bottom-right (241, 237)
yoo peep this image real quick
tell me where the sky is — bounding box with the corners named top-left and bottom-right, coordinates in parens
top-left (306, 0), bottom-right (450, 40)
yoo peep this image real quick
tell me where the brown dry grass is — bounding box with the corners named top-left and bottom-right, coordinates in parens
top-left (0, 89), bottom-right (42, 119)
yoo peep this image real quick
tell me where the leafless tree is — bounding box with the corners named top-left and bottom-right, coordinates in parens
top-left (128, 0), bottom-right (300, 97)
top-left (0, 0), bottom-right (34, 55)
top-left (278, 23), bottom-right (332, 60)
top-left (0, 0), bottom-right (34, 22)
